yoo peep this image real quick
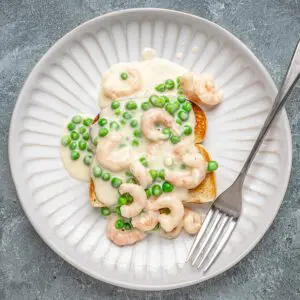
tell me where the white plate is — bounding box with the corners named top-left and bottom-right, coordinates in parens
top-left (9, 8), bottom-right (292, 290)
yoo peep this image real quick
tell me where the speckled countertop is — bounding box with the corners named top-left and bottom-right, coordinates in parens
top-left (0, 0), bottom-right (299, 299)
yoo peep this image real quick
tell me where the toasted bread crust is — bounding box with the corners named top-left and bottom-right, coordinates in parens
top-left (192, 104), bottom-right (207, 143)
top-left (186, 144), bottom-right (216, 203)
top-left (89, 104), bottom-right (215, 206)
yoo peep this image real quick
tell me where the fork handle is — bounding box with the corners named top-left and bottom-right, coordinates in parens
top-left (238, 39), bottom-right (300, 182)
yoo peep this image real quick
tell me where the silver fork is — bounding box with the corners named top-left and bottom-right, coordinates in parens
top-left (186, 39), bottom-right (300, 272)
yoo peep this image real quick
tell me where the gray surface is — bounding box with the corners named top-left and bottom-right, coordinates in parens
top-left (0, 0), bottom-right (299, 299)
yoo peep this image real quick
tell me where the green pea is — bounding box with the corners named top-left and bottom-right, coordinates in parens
top-left (162, 128), bottom-right (172, 138)
top-left (124, 223), bottom-right (132, 230)
top-left (165, 103), bottom-right (179, 115)
top-left (120, 72), bottom-right (128, 80)
top-left (173, 100), bottom-right (180, 110)
top-left (83, 118), bottom-right (93, 126)
top-left (155, 83), bottom-right (166, 93)
top-left (83, 155), bottom-right (92, 166)
top-left (109, 121), bottom-right (120, 131)
top-left (120, 119), bottom-right (126, 126)
top-left (178, 87), bottom-right (184, 94)
top-left (176, 119), bottom-right (182, 125)
top-left (183, 125), bottom-right (192, 136)
top-left (72, 115), bottom-right (82, 124)
top-left (141, 101), bottom-right (151, 111)
top-left (118, 195), bottom-right (128, 206)
top-left (125, 170), bottom-right (133, 177)
top-left (99, 127), bottom-right (109, 137)
top-left (123, 111), bottom-right (132, 120)
top-left (182, 101), bottom-right (192, 112)
top-left (79, 126), bottom-right (86, 134)
top-left (69, 141), bottom-right (77, 150)
top-left (165, 79), bottom-right (175, 90)
top-left (111, 177), bottom-right (122, 188)
top-left (111, 101), bottom-right (120, 110)
top-left (100, 207), bottom-right (111, 216)
top-left (145, 188), bottom-right (152, 198)
top-left (177, 95), bottom-right (186, 103)
top-left (126, 177), bottom-right (137, 184)
top-left (153, 96), bottom-right (166, 108)
top-left (178, 110), bottom-right (189, 121)
top-left (159, 169), bottom-right (165, 180)
top-left (149, 169), bottom-right (158, 181)
top-left (133, 129), bottom-right (142, 138)
top-left (132, 139), bottom-right (139, 147)
top-left (115, 219), bottom-right (125, 229)
top-left (176, 76), bottom-right (181, 85)
top-left (130, 119), bottom-right (138, 128)
top-left (114, 206), bottom-right (121, 216)
top-left (61, 135), bottom-right (71, 146)
top-left (207, 161), bottom-right (219, 172)
top-left (93, 165), bottom-right (102, 177)
top-left (170, 135), bottom-right (180, 144)
top-left (98, 118), bottom-right (107, 127)
top-left (67, 122), bottom-right (76, 131)
top-left (82, 132), bottom-right (90, 141)
top-left (126, 100), bottom-right (137, 110)
top-left (162, 181), bottom-right (173, 193)
top-left (70, 131), bottom-right (80, 140)
top-left (115, 108), bottom-right (121, 116)
top-left (78, 140), bottom-right (87, 151)
top-left (139, 157), bottom-right (148, 167)
top-left (70, 151), bottom-right (80, 160)
top-left (149, 95), bottom-right (159, 106)
top-left (152, 184), bottom-right (162, 197)
top-left (125, 193), bottom-right (133, 203)
top-left (101, 172), bottom-right (111, 181)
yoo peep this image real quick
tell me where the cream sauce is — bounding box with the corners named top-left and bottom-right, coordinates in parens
top-left (99, 57), bottom-right (187, 108)
top-left (91, 97), bottom-right (196, 207)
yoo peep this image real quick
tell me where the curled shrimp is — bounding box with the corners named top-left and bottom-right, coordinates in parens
top-left (160, 221), bottom-right (183, 239)
top-left (165, 145), bottom-right (207, 189)
top-left (141, 108), bottom-right (180, 142)
top-left (119, 183), bottom-right (147, 218)
top-left (181, 72), bottom-right (223, 106)
top-left (183, 208), bottom-right (201, 235)
top-left (106, 215), bottom-right (146, 246)
top-left (96, 132), bottom-right (130, 172)
top-left (148, 194), bottom-right (184, 232)
top-left (129, 157), bottom-right (152, 188)
top-left (131, 210), bottom-right (159, 231)
top-left (102, 67), bottom-right (142, 99)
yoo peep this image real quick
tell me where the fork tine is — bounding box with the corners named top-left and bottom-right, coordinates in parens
top-left (203, 217), bottom-right (237, 273)
top-left (186, 209), bottom-right (214, 262)
top-left (191, 210), bottom-right (222, 266)
top-left (197, 214), bottom-right (229, 269)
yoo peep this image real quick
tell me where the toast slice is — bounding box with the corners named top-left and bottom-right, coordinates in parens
top-left (89, 102), bottom-right (215, 206)
top-left (186, 143), bottom-right (216, 204)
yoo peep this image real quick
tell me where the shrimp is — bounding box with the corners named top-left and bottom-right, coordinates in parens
top-left (183, 208), bottom-right (201, 235)
top-left (160, 221), bottom-right (183, 239)
top-left (119, 183), bottom-right (147, 218)
top-left (131, 210), bottom-right (159, 231)
top-left (96, 132), bottom-right (130, 172)
top-left (129, 157), bottom-right (152, 188)
top-left (102, 67), bottom-right (142, 99)
top-left (141, 108), bottom-right (180, 142)
top-left (106, 215), bottom-right (146, 246)
top-left (148, 194), bottom-right (184, 232)
top-left (181, 72), bottom-right (223, 106)
top-left (165, 147), bottom-right (207, 189)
